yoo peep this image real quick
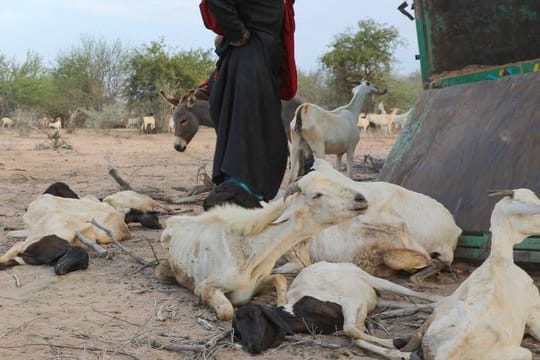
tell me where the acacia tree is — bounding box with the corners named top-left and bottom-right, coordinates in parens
top-left (321, 19), bottom-right (404, 105)
top-left (51, 35), bottom-right (129, 117)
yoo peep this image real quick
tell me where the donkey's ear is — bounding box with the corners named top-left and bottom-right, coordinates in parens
top-left (159, 90), bottom-right (180, 106)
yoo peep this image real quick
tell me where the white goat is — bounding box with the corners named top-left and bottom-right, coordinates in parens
top-left (288, 262), bottom-right (441, 359)
top-left (277, 159), bottom-right (461, 282)
top-left (141, 116), bottom-right (156, 134)
top-left (289, 81), bottom-right (386, 180)
top-left (126, 116), bottom-right (140, 129)
top-left (357, 113), bottom-right (370, 134)
top-left (366, 108), bottom-right (399, 135)
top-left (167, 115), bottom-right (174, 134)
top-left (401, 189), bottom-right (540, 359)
top-left (1, 117), bottom-right (14, 128)
top-left (392, 108), bottom-right (413, 130)
top-left (155, 170), bottom-right (368, 320)
top-left (48, 118), bottom-right (62, 129)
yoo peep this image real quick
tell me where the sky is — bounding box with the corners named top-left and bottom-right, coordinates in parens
top-left (0, 0), bottom-right (420, 75)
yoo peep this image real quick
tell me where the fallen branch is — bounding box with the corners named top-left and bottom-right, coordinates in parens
top-left (151, 329), bottom-right (232, 354)
top-left (9, 273), bottom-right (21, 287)
top-left (75, 231), bottom-right (111, 259)
top-left (88, 219), bottom-right (149, 266)
top-left (283, 335), bottom-right (341, 350)
top-left (175, 194), bottom-right (207, 205)
top-left (370, 306), bottom-right (432, 320)
top-left (105, 155), bottom-right (132, 191)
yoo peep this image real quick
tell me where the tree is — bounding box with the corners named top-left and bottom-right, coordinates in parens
top-left (51, 35), bottom-right (129, 117)
top-left (123, 39), bottom-right (215, 130)
top-left (321, 19), bottom-right (405, 104)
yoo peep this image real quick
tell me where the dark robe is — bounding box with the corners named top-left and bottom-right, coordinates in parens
top-left (207, 0), bottom-right (288, 201)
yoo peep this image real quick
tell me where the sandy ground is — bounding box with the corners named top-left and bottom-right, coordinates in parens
top-left (0, 127), bottom-right (538, 359)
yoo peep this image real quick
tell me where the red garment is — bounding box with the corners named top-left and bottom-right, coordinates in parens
top-left (199, 0), bottom-right (297, 100)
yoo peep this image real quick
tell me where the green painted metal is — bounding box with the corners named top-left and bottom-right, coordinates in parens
top-left (431, 60), bottom-right (540, 88)
top-left (456, 234), bottom-right (540, 262)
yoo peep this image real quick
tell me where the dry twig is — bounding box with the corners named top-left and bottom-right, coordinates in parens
top-left (75, 231), bottom-right (112, 259)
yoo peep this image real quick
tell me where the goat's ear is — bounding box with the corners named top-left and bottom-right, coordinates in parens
top-left (504, 202), bottom-right (540, 216)
top-left (261, 307), bottom-right (294, 335)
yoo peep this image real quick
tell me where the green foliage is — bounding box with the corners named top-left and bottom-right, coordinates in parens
top-left (51, 35), bottom-right (129, 115)
top-left (82, 102), bottom-right (128, 129)
top-left (123, 39), bottom-right (215, 129)
top-left (382, 72), bottom-right (423, 111)
top-left (321, 19), bottom-right (405, 104)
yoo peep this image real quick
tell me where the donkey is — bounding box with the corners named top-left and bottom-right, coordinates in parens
top-left (160, 90), bottom-right (303, 152)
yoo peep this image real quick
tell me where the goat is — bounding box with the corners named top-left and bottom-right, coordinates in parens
top-left (159, 90), bottom-right (303, 152)
top-left (38, 116), bottom-right (50, 129)
top-left (392, 107), bottom-right (413, 130)
top-left (126, 116), bottom-right (141, 129)
top-left (167, 115), bottom-right (174, 134)
top-left (366, 108), bottom-right (399, 135)
top-left (0, 235), bottom-right (89, 275)
top-left (1, 117), bottom-right (14, 128)
top-left (277, 159), bottom-right (461, 283)
top-left (43, 181), bottom-right (79, 199)
top-left (398, 189), bottom-right (540, 360)
top-left (289, 81), bottom-right (387, 180)
top-left (357, 113), bottom-right (370, 134)
top-left (140, 116), bottom-right (155, 134)
top-left (234, 261), bottom-right (440, 357)
top-left (154, 170), bottom-right (369, 320)
top-left (48, 118), bottom-right (62, 130)
top-left (102, 190), bottom-right (163, 229)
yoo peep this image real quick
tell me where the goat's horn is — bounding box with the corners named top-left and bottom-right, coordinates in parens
top-left (487, 189), bottom-right (514, 198)
top-left (283, 183), bottom-right (301, 202)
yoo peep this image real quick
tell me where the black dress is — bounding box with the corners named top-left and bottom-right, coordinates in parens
top-left (207, 0), bottom-right (288, 201)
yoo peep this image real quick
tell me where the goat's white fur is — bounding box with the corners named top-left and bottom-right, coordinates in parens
top-left (366, 108), bottom-right (399, 135)
top-left (277, 159), bottom-right (461, 276)
top-left (392, 108), bottom-right (413, 130)
top-left (289, 81), bottom-right (386, 180)
top-left (287, 261), bottom-right (441, 359)
top-left (158, 170), bottom-right (366, 320)
top-left (141, 116), bottom-right (156, 133)
top-left (415, 189), bottom-right (540, 359)
top-left (1, 117), bottom-right (14, 128)
top-left (48, 119), bottom-right (62, 129)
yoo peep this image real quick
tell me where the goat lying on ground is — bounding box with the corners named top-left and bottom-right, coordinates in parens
top-left (1, 117), bottom-right (14, 128)
top-left (0, 182), bottom-right (163, 272)
top-left (278, 159), bottom-right (461, 283)
top-left (289, 81), bottom-right (387, 180)
top-left (234, 261), bottom-right (441, 358)
top-left (141, 116), bottom-right (155, 134)
top-left (160, 90), bottom-right (303, 152)
top-left (398, 189), bottom-right (540, 360)
top-left (155, 170), bottom-right (368, 320)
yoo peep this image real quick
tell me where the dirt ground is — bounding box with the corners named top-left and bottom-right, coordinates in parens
top-left (0, 127), bottom-right (538, 359)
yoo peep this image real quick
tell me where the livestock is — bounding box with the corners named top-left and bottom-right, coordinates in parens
top-left (159, 90), bottom-right (303, 152)
top-left (167, 115), bottom-right (174, 134)
top-left (289, 81), bottom-right (387, 180)
top-left (141, 115), bottom-right (156, 134)
top-left (0, 194), bottom-right (130, 272)
top-left (43, 181), bottom-right (79, 199)
top-left (0, 235), bottom-right (89, 275)
top-left (48, 118), bottom-right (62, 130)
top-left (102, 190), bottom-right (163, 229)
top-left (234, 261), bottom-right (440, 357)
top-left (1, 117), bottom-right (14, 128)
top-left (357, 113), bottom-right (370, 134)
top-left (126, 116), bottom-right (141, 129)
top-left (277, 159), bottom-right (461, 282)
top-left (155, 170), bottom-right (368, 320)
top-left (366, 108), bottom-right (399, 135)
top-left (392, 107), bottom-right (413, 130)
top-left (38, 116), bottom-right (50, 129)
top-left (399, 189), bottom-right (540, 360)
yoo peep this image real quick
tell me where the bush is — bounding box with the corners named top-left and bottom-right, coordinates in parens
top-left (82, 103), bottom-right (128, 129)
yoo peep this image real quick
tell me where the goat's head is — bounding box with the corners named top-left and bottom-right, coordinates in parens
top-left (124, 209), bottom-right (162, 229)
top-left (488, 188), bottom-right (540, 243)
top-left (278, 169), bottom-right (368, 226)
top-left (352, 80), bottom-right (388, 97)
top-left (232, 303), bottom-right (293, 354)
top-left (43, 182), bottom-right (79, 199)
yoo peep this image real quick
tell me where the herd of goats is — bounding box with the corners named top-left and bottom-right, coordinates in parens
top-left (2, 82), bottom-right (540, 360)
